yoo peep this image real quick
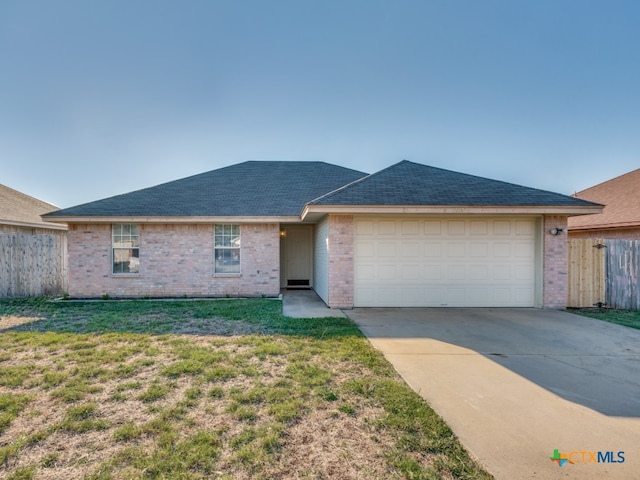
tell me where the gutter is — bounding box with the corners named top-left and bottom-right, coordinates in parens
top-left (300, 204), bottom-right (604, 221)
top-left (41, 215), bottom-right (302, 225)
top-left (2, 218), bottom-right (68, 231)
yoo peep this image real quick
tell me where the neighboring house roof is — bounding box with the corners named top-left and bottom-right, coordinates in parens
top-left (0, 184), bottom-right (66, 230)
top-left (44, 161), bottom-right (367, 220)
top-left (43, 160), bottom-right (602, 224)
top-left (568, 168), bottom-right (640, 231)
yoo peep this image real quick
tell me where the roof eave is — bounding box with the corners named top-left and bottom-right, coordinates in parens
top-left (568, 221), bottom-right (640, 231)
top-left (1, 219), bottom-right (68, 231)
top-left (42, 215), bottom-right (302, 224)
top-left (301, 204), bottom-right (604, 221)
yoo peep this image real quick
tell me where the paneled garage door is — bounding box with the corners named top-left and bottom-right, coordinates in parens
top-left (354, 216), bottom-right (537, 307)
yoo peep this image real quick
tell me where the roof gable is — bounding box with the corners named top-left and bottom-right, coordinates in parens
top-left (45, 161), bottom-right (368, 218)
top-left (569, 168), bottom-right (640, 230)
top-left (309, 160), bottom-right (599, 208)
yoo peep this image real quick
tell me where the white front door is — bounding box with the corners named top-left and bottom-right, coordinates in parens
top-left (284, 226), bottom-right (312, 287)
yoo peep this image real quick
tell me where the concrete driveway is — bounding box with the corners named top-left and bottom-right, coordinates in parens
top-left (346, 308), bottom-right (640, 480)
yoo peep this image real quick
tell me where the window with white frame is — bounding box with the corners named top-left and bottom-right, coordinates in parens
top-left (112, 224), bottom-right (140, 274)
top-left (214, 224), bottom-right (240, 274)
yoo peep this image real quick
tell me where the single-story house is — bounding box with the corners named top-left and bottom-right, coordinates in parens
top-left (43, 160), bottom-right (602, 308)
top-left (569, 168), bottom-right (640, 239)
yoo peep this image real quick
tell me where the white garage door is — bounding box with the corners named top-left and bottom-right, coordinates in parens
top-left (354, 217), bottom-right (537, 307)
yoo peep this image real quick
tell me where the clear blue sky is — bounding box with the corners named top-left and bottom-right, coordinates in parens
top-left (2, 0), bottom-right (639, 208)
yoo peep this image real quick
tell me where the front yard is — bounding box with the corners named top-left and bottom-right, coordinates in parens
top-left (0, 298), bottom-right (492, 480)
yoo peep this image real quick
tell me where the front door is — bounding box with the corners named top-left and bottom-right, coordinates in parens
top-left (284, 225), bottom-right (312, 288)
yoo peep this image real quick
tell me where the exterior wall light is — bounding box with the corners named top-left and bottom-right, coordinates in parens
top-left (549, 228), bottom-right (565, 235)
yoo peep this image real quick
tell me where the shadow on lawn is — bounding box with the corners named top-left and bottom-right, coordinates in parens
top-left (0, 298), bottom-right (362, 338)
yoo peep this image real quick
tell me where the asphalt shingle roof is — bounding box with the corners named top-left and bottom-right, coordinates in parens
top-left (310, 160), bottom-right (600, 207)
top-left (45, 160), bottom-right (600, 220)
top-left (45, 161), bottom-right (368, 218)
top-left (0, 184), bottom-right (62, 228)
top-left (568, 168), bottom-right (640, 229)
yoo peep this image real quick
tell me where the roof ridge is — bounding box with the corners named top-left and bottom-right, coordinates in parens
top-left (306, 160), bottom-right (410, 205)
top-left (307, 159), bottom-right (602, 208)
top-left (308, 159), bottom-right (580, 205)
top-left (244, 159), bottom-right (368, 177)
top-left (44, 160), bottom-right (369, 218)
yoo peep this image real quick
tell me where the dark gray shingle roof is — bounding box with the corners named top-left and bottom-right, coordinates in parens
top-left (45, 161), bottom-right (368, 218)
top-left (45, 160), bottom-right (600, 220)
top-left (310, 160), bottom-right (601, 207)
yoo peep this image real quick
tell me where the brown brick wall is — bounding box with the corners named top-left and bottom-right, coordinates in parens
top-left (327, 214), bottom-right (354, 308)
top-left (67, 223), bottom-right (280, 298)
top-left (543, 215), bottom-right (568, 308)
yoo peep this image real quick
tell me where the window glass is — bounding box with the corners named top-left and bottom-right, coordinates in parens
top-left (214, 225), bottom-right (240, 273)
top-left (112, 224), bottom-right (140, 274)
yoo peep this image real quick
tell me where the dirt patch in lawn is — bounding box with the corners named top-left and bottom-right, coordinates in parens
top-left (0, 298), bottom-right (493, 479)
top-left (0, 315), bottom-right (45, 331)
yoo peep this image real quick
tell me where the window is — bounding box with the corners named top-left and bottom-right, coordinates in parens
top-left (112, 224), bottom-right (140, 274)
top-left (214, 224), bottom-right (240, 274)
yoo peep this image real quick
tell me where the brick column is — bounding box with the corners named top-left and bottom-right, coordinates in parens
top-left (327, 214), bottom-right (354, 309)
top-left (543, 215), bottom-right (569, 308)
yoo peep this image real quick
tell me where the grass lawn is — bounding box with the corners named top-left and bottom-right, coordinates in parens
top-left (0, 298), bottom-right (492, 480)
top-left (571, 308), bottom-right (640, 330)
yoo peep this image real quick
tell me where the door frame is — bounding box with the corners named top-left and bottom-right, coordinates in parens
top-left (280, 224), bottom-right (314, 289)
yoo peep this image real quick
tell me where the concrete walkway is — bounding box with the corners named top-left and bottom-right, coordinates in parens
top-left (281, 289), bottom-right (346, 318)
top-left (347, 308), bottom-right (640, 480)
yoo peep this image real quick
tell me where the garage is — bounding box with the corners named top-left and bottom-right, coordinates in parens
top-left (354, 216), bottom-right (539, 307)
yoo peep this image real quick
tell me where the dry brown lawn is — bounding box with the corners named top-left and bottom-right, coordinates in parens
top-left (0, 298), bottom-right (493, 480)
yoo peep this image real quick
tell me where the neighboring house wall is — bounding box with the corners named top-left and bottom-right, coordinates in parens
top-left (67, 223), bottom-right (280, 298)
top-left (543, 215), bottom-right (569, 309)
top-left (313, 216), bottom-right (329, 305)
top-left (327, 214), bottom-right (354, 309)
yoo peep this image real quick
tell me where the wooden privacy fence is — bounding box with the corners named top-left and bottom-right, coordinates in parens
top-left (606, 239), bottom-right (640, 309)
top-left (568, 238), bottom-right (606, 308)
top-left (0, 233), bottom-right (68, 298)
top-left (568, 238), bottom-right (640, 309)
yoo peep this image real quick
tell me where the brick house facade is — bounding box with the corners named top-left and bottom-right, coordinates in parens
top-left (64, 214), bottom-right (573, 309)
top-left (45, 161), bottom-right (601, 308)
top-left (68, 223), bottom-right (280, 298)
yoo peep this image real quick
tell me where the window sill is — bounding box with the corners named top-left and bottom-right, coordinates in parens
top-left (213, 273), bottom-right (242, 278)
top-left (111, 274), bottom-right (140, 278)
